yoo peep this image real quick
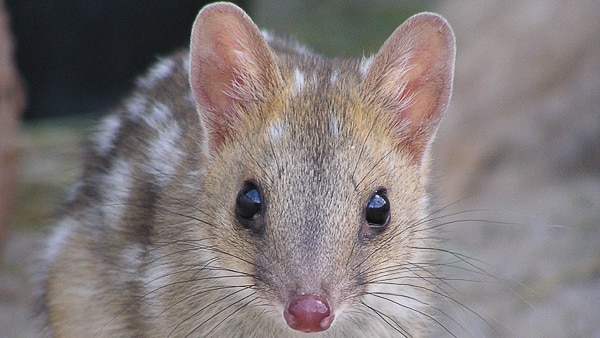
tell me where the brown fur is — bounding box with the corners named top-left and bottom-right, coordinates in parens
top-left (37, 2), bottom-right (455, 337)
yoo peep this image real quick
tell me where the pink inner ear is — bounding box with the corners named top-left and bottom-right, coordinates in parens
top-left (188, 3), bottom-right (280, 150)
top-left (189, 7), bottom-right (249, 115)
top-left (364, 13), bottom-right (455, 162)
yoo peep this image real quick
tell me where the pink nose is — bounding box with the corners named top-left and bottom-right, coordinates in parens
top-left (283, 294), bottom-right (334, 333)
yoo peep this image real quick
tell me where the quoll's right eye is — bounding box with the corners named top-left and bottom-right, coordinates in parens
top-left (236, 181), bottom-right (264, 232)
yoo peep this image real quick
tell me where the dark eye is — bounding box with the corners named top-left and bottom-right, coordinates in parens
top-left (236, 181), bottom-right (263, 232)
top-left (365, 190), bottom-right (390, 228)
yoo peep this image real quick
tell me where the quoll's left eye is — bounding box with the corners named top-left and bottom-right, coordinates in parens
top-left (235, 181), bottom-right (264, 233)
top-left (365, 190), bottom-right (390, 228)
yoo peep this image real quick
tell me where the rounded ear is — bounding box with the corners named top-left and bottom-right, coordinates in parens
top-left (189, 2), bottom-right (283, 150)
top-left (363, 12), bottom-right (455, 162)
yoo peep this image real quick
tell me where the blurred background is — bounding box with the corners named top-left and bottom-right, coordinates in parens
top-left (1, 0), bottom-right (599, 336)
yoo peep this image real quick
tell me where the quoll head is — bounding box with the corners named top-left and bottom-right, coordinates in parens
top-left (187, 2), bottom-right (454, 333)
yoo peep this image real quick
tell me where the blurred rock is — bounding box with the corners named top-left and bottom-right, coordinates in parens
top-left (433, 1), bottom-right (600, 336)
top-left (0, 0), bottom-right (25, 254)
top-left (435, 0), bottom-right (600, 212)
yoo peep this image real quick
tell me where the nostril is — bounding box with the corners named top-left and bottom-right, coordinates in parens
top-left (283, 294), bottom-right (334, 333)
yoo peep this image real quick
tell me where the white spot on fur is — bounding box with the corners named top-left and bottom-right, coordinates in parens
top-left (100, 158), bottom-right (133, 225)
top-left (360, 56), bottom-right (374, 77)
top-left (261, 30), bottom-right (273, 42)
top-left (144, 102), bottom-right (173, 131)
top-left (43, 218), bottom-right (76, 266)
top-left (142, 258), bottom-right (170, 321)
top-left (268, 119), bottom-right (287, 141)
top-left (139, 58), bottom-right (175, 88)
top-left (182, 53), bottom-right (190, 75)
top-left (330, 70), bottom-right (339, 85)
top-left (143, 260), bottom-right (170, 288)
top-left (330, 115), bottom-right (340, 138)
top-left (94, 114), bottom-right (121, 155)
top-left (125, 94), bottom-right (148, 120)
top-left (122, 243), bottom-right (144, 275)
top-left (292, 68), bottom-right (306, 95)
top-left (66, 180), bottom-right (83, 202)
top-left (129, 98), bottom-right (177, 134)
top-left (146, 123), bottom-right (184, 186)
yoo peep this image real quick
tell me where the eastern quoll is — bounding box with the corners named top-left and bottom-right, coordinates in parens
top-left (36, 2), bottom-right (456, 337)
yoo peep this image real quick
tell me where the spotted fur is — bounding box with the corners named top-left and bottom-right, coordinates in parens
top-left (37, 2), bottom-right (455, 337)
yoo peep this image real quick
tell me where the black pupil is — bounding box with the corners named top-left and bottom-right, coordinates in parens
top-left (366, 192), bottom-right (390, 226)
top-left (236, 185), bottom-right (261, 220)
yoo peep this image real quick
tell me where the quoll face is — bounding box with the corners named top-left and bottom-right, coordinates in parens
top-left (39, 2), bottom-right (454, 337)
top-left (191, 70), bottom-right (436, 333)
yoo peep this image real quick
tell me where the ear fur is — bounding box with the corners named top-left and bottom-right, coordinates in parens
top-left (189, 2), bottom-right (282, 150)
top-left (363, 13), bottom-right (455, 162)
